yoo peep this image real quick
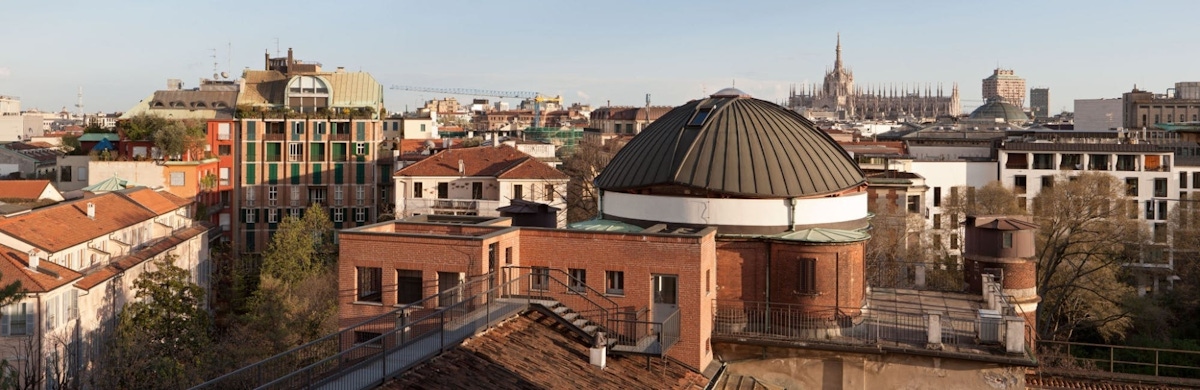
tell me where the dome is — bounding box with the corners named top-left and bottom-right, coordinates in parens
top-left (969, 98), bottom-right (1028, 124)
top-left (595, 95), bottom-right (866, 198)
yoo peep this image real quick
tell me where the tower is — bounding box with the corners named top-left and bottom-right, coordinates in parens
top-left (962, 215), bottom-right (1039, 337)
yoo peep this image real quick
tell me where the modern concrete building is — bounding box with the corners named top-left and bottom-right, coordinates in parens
top-left (1030, 88), bottom-right (1050, 120)
top-left (982, 69), bottom-right (1026, 108)
top-left (1075, 98), bottom-right (1124, 131)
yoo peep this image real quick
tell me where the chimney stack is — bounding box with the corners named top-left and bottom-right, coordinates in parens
top-left (87, 202), bottom-right (95, 220)
top-left (27, 249), bottom-right (39, 270)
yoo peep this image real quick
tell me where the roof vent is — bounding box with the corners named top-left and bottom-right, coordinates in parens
top-left (26, 249), bottom-right (39, 270)
top-left (86, 202), bottom-right (95, 220)
top-left (710, 87), bottom-right (750, 98)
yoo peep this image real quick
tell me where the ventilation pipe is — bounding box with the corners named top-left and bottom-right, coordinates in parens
top-left (86, 202), bottom-right (95, 220)
top-left (787, 198), bottom-right (797, 231)
top-left (27, 249), bottom-right (39, 270)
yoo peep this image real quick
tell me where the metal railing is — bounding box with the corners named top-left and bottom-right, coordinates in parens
top-left (402, 198), bottom-right (500, 217)
top-left (193, 274), bottom-right (501, 390)
top-left (1038, 340), bottom-right (1200, 383)
top-left (502, 266), bottom-right (618, 332)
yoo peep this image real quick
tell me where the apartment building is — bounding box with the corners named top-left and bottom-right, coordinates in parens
top-left (0, 188), bottom-right (212, 385)
top-left (233, 49), bottom-right (386, 253)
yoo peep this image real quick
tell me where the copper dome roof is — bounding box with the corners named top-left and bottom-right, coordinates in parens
top-left (595, 94), bottom-right (866, 198)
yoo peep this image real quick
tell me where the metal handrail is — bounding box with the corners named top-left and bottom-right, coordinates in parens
top-left (192, 274), bottom-right (495, 390)
top-left (502, 267), bottom-right (618, 336)
top-left (502, 266), bottom-right (619, 314)
top-left (1039, 339), bottom-right (1200, 381)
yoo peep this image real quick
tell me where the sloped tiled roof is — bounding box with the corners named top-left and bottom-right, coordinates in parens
top-left (382, 311), bottom-right (708, 390)
top-left (0, 193), bottom-right (158, 252)
top-left (120, 188), bottom-right (187, 214)
top-left (0, 180), bottom-right (54, 200)
top-left (965, 215), bottom-right (1038, 231)
top-left (237, 70), bottom-right (288, 106)
top-left (74, 223), bottom-right (212, 290)
top-left (237, 70), bottom-right (382, 108)
top-left (596, 93), bottom-right (866, 198)
top-left (0, 246), bottom-right (83, 293)
top-left (395, 146), bottom-right (567, 180)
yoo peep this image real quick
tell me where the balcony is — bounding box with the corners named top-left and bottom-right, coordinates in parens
top-left (403, 198), bottom-right (500, 217)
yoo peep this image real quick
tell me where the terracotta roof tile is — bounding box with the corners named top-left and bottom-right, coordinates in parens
top-left (496, 157), bottom-right (568, 180)
top-left (0, 246), bottom-right (82, 293)
top-left (0, 180), bottom-right (54, 200)
top-left (0, 193), bottom-right (158, 252)
top-left (395, 146), bottom-right (564, 179)
top-left (74, 223), bottom-right (212, 290)
top-left (383, 311), bottom-right (708, 390)
top-left (121, 188), bottom-right (186, 214)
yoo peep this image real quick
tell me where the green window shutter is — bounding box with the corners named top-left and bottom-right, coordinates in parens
top-left (310, 143), bottom-right (321, 161)
top-left (246, 122), bottom-right (256, 141)
top-left (268, 164), bottom-right (278, 184)
top-left (246, 144), bottom-right (256, 161)
top-left (356, 122), bottom-right (365, 140)
top-left (246, 163), bottom-right (256, 185)
top-left (335, 163), bottom-right (344, 185)
top-left (312, 164), bottom-right (322, 185)
top-left (356, 163), bottom-right (365, 184)
top-left (291, 164), bottom-right (301, 185)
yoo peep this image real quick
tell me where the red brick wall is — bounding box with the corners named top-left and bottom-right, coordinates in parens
top-left (717, 240), bottom-right (867, 316)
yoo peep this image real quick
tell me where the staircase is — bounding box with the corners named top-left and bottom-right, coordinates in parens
top-left (529, 299), bottom-right (612, 345)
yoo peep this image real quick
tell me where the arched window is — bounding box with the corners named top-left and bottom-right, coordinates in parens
top-left (286, 76), bottom-right (331, 112)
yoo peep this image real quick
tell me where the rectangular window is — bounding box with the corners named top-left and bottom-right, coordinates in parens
top-left (217, 123), bottom-right (231, 140)
top-left (291, 186), bottom-right (301, 207)
top-left (513, 184), bottom-right (524, 200)
top-left (332, 143), bottom-right (348, 161)
top-left (246, 144), bottom-right (256, 161)
top-left (218, 145), bottom-right (231, 156)
top-left (1154, 222), bottom-right (1168, 243)
top-left (1061, 154), bottom-right (1081, 170)
top-left (1154, 178), bottom-right (1168, 197)
top-left (471, 182), bottom-right (483, 200)
top-left (268, 208), bottom-right (279, 223)
top-left (314, 122), bottom-right (326, 134)
top-left (355, 143), bottom-right (367, 156)
top-left (1158, 200), bottom-right (1168, 220)
top-left (1014, 175), bottom-right (1027, 195)
top-left (933, 187), bottom-right (941, 207)
top-left (245, 187), bottom-right (256, 206)
top-left (170, 172), bottom-right (185, 187)
top-left (310, 143), bottom-right (326, 161)
top-left (605, 271), bottom-right (624, 295)
top-left (1002, 232), bottom-right (1013, 248)
top-left (1183, 172), bottom-right (1190, 189)
top-left (1128, 199), bottom-right (1139, 219)
top-left (266, 142), bottom-right (281, 162)
top-left (2, 302), bottom-right (31, 336)
top-left (60, 167), bottom-right (72, 182)
top-left (907, 195), bottom-right (920, 213)
top-left (797, 258), bottom-right (816, 294)
top-left (413, 182), bottom-right (423, 198)
top-left (569, 268), bottom-right (586, 293)
top-left (1126, 178), bottom-right (1139, 196)
top-left (1194, 172), bottom-right (1200, 189)
top-left (309, 187), bottom-right (327, 206)
top-left (333, 208), bottom-right (344, 222)
top-left (356, 267), bottom-right (382, 302)
top-left (289, 208), bottom-right (301, 218)
top-left (1042, 175), bottom-right (1054, 190)
top-left (335, 186), bottom-right (345, 206)
top-left (933, 214), bottom-right (941, 229)
top-left (355, 208), bottom-right (367, 222)
top-left (245, 208), bottom-right (256, 223)
top-left (219, 168), bottom-right (230, 186)
top-left (1032, 153), bottom-right (1054, 169)
top-left (437, 182), bottom-right (448, 198)
top-left (356, 186), bottom-right (366, 206)
top-left (288, 143), bottom-right (303, 162)
top-left (293, 121), bottom-right (305, 135)
top-left (76, 166), bottom-right (87, 182)
top-left (397, 270), bottom-right (423, 304)
top-left (543, 184), bottom-right (554, 201)
top-left (950, 234), bottom-right (959, 249)
top-left (531, 267), bottom-right (550, 291)
top-left (268, 185), bottom-right (278, 206)
top-left (1146, 201), bottom-right (1155, 220)
top-left (505, 247), bottom-right (513, 265)
top-left (706, 269), bottom-right (712, 294)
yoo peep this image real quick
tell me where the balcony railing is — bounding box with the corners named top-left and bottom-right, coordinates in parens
top-left (403, 198), bottom-right (500, 217)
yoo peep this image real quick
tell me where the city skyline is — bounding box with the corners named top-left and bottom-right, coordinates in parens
top-left (1, 0), bottom-right (1197, 114)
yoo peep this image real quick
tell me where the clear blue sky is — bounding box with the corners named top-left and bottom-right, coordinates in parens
top-left (1, 0), bottom-right (1197, 114)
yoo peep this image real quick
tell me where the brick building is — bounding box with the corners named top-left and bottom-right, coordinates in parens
top-left (233, 48), bottom-right (387, 253)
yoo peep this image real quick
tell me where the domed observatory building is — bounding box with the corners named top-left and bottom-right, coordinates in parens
top-left (594, 88), bottom-right (872, 317)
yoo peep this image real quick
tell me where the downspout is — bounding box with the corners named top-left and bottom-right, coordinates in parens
top-left (764, 242), bottom-right (771, 333)
top-left (787, 198), bottom-right (797, 232)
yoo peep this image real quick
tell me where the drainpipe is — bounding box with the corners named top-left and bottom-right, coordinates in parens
top-left (765, 242), bottom-right (771, 333)
top-left (787, 198), bottom-right (797, 232)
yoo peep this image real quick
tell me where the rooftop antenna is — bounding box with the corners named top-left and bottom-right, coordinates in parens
top-left (645, 94), bottom-right (651, 124)
top-left (274, 37), bottom-right (280, 57)
top-left (211, 48), bottom-right (220, 79)
top-left (75, 86), bottom-right (83, 117)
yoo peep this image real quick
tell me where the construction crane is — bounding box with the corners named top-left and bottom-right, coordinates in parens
top-left (389, 85), bottom-right (562, 130)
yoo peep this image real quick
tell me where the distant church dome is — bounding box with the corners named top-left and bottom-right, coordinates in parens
top-left (596, 92), bottom-right (865, 198)
top-left (970, 97), bottom-right (1028, 125)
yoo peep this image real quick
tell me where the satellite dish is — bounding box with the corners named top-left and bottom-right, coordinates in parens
top-left (213, 73), bottom-right (219, 79)
top-left (221, 72), bottom-right (229, 79)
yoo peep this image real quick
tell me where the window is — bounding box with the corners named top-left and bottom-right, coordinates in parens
top-left (1014, 175), bottom-right (1027, 195)
top-left (245, 208), bottom-right (256, 223)
top-left (471, 182), bottom-right (483, 200)
top-left (288, 143), bottom-right (303, 162)
top-left (531, 267), bottom-right (550, 291)
top-left (933, 214), bottom-right (941, 229)
top-left (356, 267), bottom-right (382, 302)
top-left (1128, 199), bottom-right (1139, 219)
top-left (688, 108), bottom-right (712, 126)
top-left (397, 270), bottom-right (423, 304)
top-left (314, 122), bottom-right (326, 134)
top-left (1002, 232), bottom-right (1013, 248)
top-left (334, 186), bottom-right (344, 206)
top-left (1158, 200), bottom-right (1168, 220)
top-left (1126, 178), bottom-right (1138, 196)
top-left (2, 302), bottom-right (31, 336)
top-left (356, 186), bottom-right (366, 206)
top-left (291, 186), bottom-right (301, 207)
top-left (933, 187), bottom-right (941, 207)
top-left (1154, 178), bottom-right (1168, 198)
top-left (1154, 223), bottom-right (1168, 243)
top-left (170, 172), bottom-right (185, 187)
top-left (310, 143), bottom-right (326, 161)
top-left (76, 166), bottom-right (87, 182)
top-left (60, 167), bottom-right (72, 182)
top-left (333, 208), bottom-right (344, 222)
top-left (543, 184), bottom-right (554, 201)
top-left (219, 168), bottom-right (230, 186)
top-left (217, 123), bottom-right (231, 140)
top-left (605, 271), bottom-right (624, 295)
top-left (355, 143), bottom-right (367, 155)
top-left (287, 208), bottom-right (300, 219)
top-left (293, 121), bottom-right (305, 135)
top-left (706, 269), bottom-right (712, 294)
top-left (309, 187), bottom-right (327, 206)
top-left (1145, 201), bottom-right (1155, 220)
top-left (413, 182), bottom-right (423, 198)
top-left (505, 247), bottom-right (512, 265)
top-left (437, 182), bottom-right (448, 198)
top-left (1005, 153), bottom-right (1028, 169)
top-left (268, 208), bottom-right (279, 223)
top-left (218, 145), bottom-right (232, 156)
top-left (1042, 175), bottom-right (1054, 189)
top-left (796, 258), bottom-right (816, 294)
top-left (355, 208), bottom-right (367, 222)
top-left (1032, 153), bottom-right (1054, 169)
top-left (569, 268), bottom-right (586, 293)
top-left (1061, 154), bottom-right (1082, 170)
top-left (950, 234), bottom-right (959, 249)
top-left (1182, 172), bottom-right (1190, 189)
top-left (907, 195), bottom-right (920, 213)
top-left (513, 184), bottom-right (524, 200)
top-left (268, 186), bottom-right (278, 206)
top-left (266, 142), bottom-right (282, 162)
top-left (354, 331), bottom-right (382, 347)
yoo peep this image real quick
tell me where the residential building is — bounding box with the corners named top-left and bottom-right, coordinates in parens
top-left (0, 188), bottom-right (212, 386)
top-left (0, 142), bottom-right (63, 179)
top-left (982, 68), bottom-right (1026, 108)
top-left (393, 145), bottom-right (569, 227)
top-left (233, 48), bottom-right (386, 253)
top-left (1123, 87), bottom-right (1200, 130)
top-left (586, 106), bottom-right (674, 136)
top-left (1030, 87), bottom-right (1050, 120)
top-left (382, 114), bottom-right (437, 140)
top-left (0, 179), bottom-right (64, 203)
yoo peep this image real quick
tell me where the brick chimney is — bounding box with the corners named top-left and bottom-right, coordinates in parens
top-left (26, 249), bottom-right (39, 270)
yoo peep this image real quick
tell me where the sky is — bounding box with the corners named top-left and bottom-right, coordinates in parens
top-left (1, 0), bottom-right (1198, 114)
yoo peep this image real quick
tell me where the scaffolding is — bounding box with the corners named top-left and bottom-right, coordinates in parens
top-left (523, 126), bottom-right (583, 152)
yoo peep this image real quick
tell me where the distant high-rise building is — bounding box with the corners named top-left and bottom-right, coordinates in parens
top-left (982, 69), bottom-right (1026, 108)
top-left (1030, 88), bottom-right (1049, 120)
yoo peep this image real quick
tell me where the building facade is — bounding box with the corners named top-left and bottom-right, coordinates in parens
top-left (1030, 88), bottom-right (1050, 120)
top-left (1123, 87), bottom-right (1200, 130)
top-left (982, 69), bottom-right (1026, 108)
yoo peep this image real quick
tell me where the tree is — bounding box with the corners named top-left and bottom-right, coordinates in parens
top-left (120, 114), bottom-right (169, 142)
top-left (260, 204), bottom-right (336, 284)
top-left (559, 139), bottom-right (612, 222)
top-left (1033, 172), bottom-right (1141, 342)
top-left (95, 256), bottom-right (211, 389)
top-left (154, 119), bottom-right (206, 160)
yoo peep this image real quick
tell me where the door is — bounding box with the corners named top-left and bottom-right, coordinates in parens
top-left (438, 271), bottom-right (464, 307)
top-left (652, 274), bottom-right (678, 325)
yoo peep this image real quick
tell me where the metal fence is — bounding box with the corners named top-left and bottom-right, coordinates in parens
top-left (1039, 340), bottom-right (1200, 383)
